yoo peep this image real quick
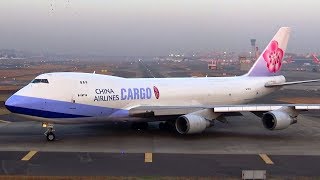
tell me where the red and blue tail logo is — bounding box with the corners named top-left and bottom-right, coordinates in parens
top-left (153, 86), bottom-right (160, 99)
top-left (263, 40), bottom-right (283, 73)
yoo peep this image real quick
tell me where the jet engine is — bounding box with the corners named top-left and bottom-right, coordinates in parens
top-left (175, 114), bottom-right (210, 134)
top-left (262, 110), bottom-right (297, 130)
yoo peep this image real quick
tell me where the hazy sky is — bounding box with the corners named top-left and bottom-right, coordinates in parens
top-left (0, 0), bottom-right (319, 56)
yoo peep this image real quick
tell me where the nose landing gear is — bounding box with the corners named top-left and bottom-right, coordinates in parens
top-left (42, 122), bottom-right (55, 141)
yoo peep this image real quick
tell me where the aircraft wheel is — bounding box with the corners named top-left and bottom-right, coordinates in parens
top-left (159, 121), bottom-right (174, 131)
top-left (159, 122), bottom-right (165, 130)
top-left (46, 132), bottom-right (55, 141)
top-left (139, 122), bottom-right (148, 129)
top-left (131, 122), bottom-right (149, 130)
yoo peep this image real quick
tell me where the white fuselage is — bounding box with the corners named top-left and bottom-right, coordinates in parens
top-left (5, 72), bottom-right (285, 123)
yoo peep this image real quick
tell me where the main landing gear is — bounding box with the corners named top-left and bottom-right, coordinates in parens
top-left (131, 122), bottom-right (149, 130)
top-left (42, 122), bottom-right (55, 141)
top-left (159, 121), bottom-right (175, 131)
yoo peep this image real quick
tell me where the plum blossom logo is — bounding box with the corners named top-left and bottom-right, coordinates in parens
top-left (153, 86), bottom-right (160, 99)
top-left (263, 40), bottom-right (284, 73)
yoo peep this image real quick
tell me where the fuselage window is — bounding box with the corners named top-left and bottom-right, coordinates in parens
top-left (31, 79), bottom-right (49, 84)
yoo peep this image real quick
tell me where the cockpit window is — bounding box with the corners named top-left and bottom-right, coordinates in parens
top-left (41, 79), bottom-right (49, 83)
top-left (31, 79), bottom-right (49, 84)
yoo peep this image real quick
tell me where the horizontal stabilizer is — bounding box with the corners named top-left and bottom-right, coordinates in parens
top-left (265, 79), bottom-right (320, 87)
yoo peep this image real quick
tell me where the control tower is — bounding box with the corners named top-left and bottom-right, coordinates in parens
top-left (240, 39), bottom-right (257, 71)
top-left (250, 39), bottom-right (256, 59)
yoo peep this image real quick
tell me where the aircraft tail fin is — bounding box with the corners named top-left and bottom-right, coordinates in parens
top-left (246, 27), bottom-right (291, 76)
top-left (312, 54), bottom-right (320, 64)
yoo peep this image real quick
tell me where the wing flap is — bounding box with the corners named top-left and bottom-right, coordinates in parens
top-left (295, 105), bottom-right (320, 110)
top-left (129, 106), bottom-right (204, 117)
top-left (129, 104), bottom-right (320, 117)
top-left (213, 105), bottom-right (282, 112)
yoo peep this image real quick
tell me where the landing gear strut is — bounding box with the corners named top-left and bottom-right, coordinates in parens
top-left (43, 122), bottom-right (55, 141)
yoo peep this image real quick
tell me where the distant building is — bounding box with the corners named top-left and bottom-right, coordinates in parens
top-left (208, 60), bottom-right (217, 70)
top-left (250, 39), bottom-right (256, 59)
top-left (239, 55), bottom-right (254, 71)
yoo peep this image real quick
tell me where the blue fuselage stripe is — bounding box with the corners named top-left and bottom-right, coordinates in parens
top-left (5, 95), bottom-right (128, 119)
top-left (5, 105), bottom-right (89, 118)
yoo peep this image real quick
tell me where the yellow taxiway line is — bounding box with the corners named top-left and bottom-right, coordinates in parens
top-left (259, 153), bottom-right (274, 164)
top-left (21, 151), bottom-right (38, 161)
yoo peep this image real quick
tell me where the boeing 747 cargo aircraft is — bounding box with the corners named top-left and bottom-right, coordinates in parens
top-left (5, 27), bottom-right (320, 141)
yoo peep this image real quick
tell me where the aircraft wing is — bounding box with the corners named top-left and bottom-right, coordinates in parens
top-left (129, 104), bottom-right (320, 117)
top-left (129, 106), bottom-right (205, 117)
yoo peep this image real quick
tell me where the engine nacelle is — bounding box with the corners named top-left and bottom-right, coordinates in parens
top-left (175, 114), bottom-right (210, 134)
top-left (262, 110), bottom-right (297, 130)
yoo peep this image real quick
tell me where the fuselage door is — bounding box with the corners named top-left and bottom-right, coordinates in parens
top-left (74, 80), bottom-right (89, 104)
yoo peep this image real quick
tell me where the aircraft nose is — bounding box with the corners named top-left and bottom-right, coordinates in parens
top-left (5, 95), bottom-right (19, 113)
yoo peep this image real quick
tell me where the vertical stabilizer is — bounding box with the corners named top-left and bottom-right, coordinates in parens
top-left (312, 54), bottom-right (320, 64)
top-left (246, 27), bottom-right (291, 76)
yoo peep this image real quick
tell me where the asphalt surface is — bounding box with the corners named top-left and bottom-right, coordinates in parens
top-left (0, 110), bottom-right (320, 177)
top-left (0, 151), bottom-right (319, 178)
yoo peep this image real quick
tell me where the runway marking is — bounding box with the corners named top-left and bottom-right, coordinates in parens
top-left (145, 152), bottom-right (152, 163)
top-left (21, 151), bottom-right (37, 161)
top-left (259, 153), bottom-right (274, 164)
